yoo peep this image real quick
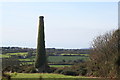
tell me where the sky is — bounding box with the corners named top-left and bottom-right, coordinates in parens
top-left (0, 2), bottom-right (118, 49)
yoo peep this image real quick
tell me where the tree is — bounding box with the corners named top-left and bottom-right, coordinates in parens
top-left (34, 16), bottom-right (49, 72)
top-left (114, 29), bottom-right (120, 78)
top-left (2, 56), bottom-right (20, 71)
top-left (2, 56), bottom-right (21, 80)
top-left (89, 29), bottom-right (120, 78)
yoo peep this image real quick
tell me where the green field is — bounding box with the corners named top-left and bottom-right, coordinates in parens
top-left (6, 52), bottom-right (28, 56)
top-left (19, 61), bottom-right (71, 67)
top-left (48, 56), bottom-right (88, 63)
top-left (19, 59), bottom-right (32, 61)
top-left (61, 53), bottom-right (89, 56)
top-left (10, 73), bottom-right (83, 78)
top-left (1, 53), bottom-right (105, 80)
top-left (0, 52), bottom-right (28, 58)
top-left (0, 54), bottom-right (9, 58)
top-left (25, 56), bottom-right (88, 63)
top-left (1, 52), bottom-right (89, 68)
top-left (4, 73), bottom-right (103, 80)
top-left (1, 52), bottom-right (89, 63)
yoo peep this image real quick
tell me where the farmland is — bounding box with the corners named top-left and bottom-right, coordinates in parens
top-left (1, 52), bottom-right (89, 67)
top-left (1, 47), bottom-right (92, 79)
top-left (17, 55), bottom-right (88, 63)
top-left (48, 56), bottom-right (88, 63)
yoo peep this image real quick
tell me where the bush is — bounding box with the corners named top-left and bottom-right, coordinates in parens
top-left (89, 29), bottom-right (120, 77)
top-left (2, 73), bottom-right (11, 80)
top-left (47, 67), bottom-right (57, 73)
top-left (54, 67), bottom-right (79, 76)
top-left (61, 70), bottom-right (78, 76)
top-left (70, 63), bottom-right (88, 76)
top-left (53, 63), bottom-right (88, 76)
top-left (30, 68), bottom-right (37, 73)
top-left (54, 68), bottom-right (64, 74)
top-left (78, 68), bottom-right (87, 76)
top-left (23, 66), bottom-right (36, 73)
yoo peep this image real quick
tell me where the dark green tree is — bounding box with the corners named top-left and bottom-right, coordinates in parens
top-left (35, 16), bottom-right (48, 72)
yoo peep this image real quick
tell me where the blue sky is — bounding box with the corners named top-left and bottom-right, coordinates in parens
top-left (1, 2), bottom-right (118, 49)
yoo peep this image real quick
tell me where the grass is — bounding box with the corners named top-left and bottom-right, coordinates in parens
top-left (1, 52), bottom-right (89, 65)
top-left (6, 52), bottom-right (28, 56)
top-left (21, 62), bottom-right (34, 65)
top-left (10, 73), bottom-right (79, 78)
top-left (19, 59), bottom-right (32, 61)
top-left (29, 56), bottom-right (89, 63)
top-left (20, 61), bottom-right (71, 67)
top-left (0, 52), bottom-right (28, 58)
top-left (10, 73), bottom-right (94, 78)
top-left (24, 56), bottom-right (88, 63)
top-left (26, 56), bottom-right (88, 63)
top-left (48, 56), bottom-right (89, 63)
top-left (4, 73), bottom-right (104, 80)
top-left (0, 54), bottom-right (9, 58)
top-left (61, 54), bottom-right (89, 56)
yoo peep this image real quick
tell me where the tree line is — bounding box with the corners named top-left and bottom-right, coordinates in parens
top-left (1, 47), bottom-right (90, 56)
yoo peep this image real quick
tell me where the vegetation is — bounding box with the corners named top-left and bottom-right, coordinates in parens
top-left (35, 16), bottom-right (49, 72)
top-left (1, 54), bottom-right (88, 66)
top-left (10, 73), bottom-right (83, 78)
top-left (2, 57), bottom-right (21, 71)
top-left (1, 47), bottom-right (33, 54)
top-left (48, 56), bottom-right (88, 63)
top-left (49, 65), bottom-right (71, 67)
top-left (88, 29), bottom-right (120, 78)
top-left (0, 54), bottom-right (9, 58)
top-left (1, 29), bottom-right (119, 79)
top-left (7, 52), bottom-right (28, 56)
top-left (1, 47), bottom-right (90, 56)
top-left (6, 73), bottom-right (103, 80)
top-left (1, 16), bottom-right (119, 79)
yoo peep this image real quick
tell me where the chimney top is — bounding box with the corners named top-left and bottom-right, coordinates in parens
top-left (39, 16), bottom-right (44, 18)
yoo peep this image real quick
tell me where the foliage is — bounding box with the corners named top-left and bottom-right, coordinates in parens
top-left (61, 70), bottom-right (78, 76)
top-left (49, 65), bottom-right (71, 67)
top-left (69, 63), bottom-right (88, 76)
top-left (35, 16), bottom-right (48, 72)
top-left (1, 47), bottom-right (32, 54)
top-left (47, 67), bottom-right (57, 73)
top-left (1, 47), bottom-right (90, 56)
top-left (48, 56), bottom-right (88, 63)
top-left (89, 29), bottom-right (120, 78)
top-left (20, 65), bottom-right (36, 73)
top-left (2, 73), bottom-right (11, 80)
top-left (2, 53), bottom-right (89, 65)
top-left (2, 56), bottom-right (21, 72)
top-left (54, 62), bottom-right (88, 76)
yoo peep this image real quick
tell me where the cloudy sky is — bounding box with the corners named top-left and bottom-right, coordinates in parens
top-left (1, 2), bottom-right (118, 49)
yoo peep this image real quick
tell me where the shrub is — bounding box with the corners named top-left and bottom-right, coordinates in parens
top-left (54, 68), bottom-right (64, 74)
top-left (61, 70), bottom-right (78, 76)
top-left (89, 29), bottom-right (120, 77)
top-left (47, 67), bottom-right (57, 73)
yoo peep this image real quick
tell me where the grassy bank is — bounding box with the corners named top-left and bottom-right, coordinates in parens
top-left (1, 73), bottom-right (105, 80)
